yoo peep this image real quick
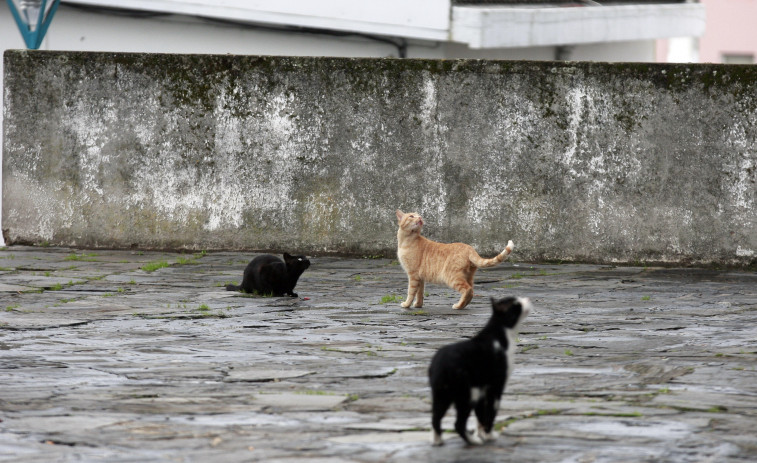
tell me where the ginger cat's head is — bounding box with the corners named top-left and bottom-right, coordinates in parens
top-left (396, 209), bottom-right (424, 234)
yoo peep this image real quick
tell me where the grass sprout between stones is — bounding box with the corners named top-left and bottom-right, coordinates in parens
top-left (379, 294), bottom-right (402, 304)
top-left (141, 261), bottom-right (170, 272)
top-left (64, 253), bottom-right (99, 262)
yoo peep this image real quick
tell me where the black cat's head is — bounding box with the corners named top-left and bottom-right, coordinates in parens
top-left (490, 296), bottom-right (531, 329)
top-left (283, 253), bottom-right (310, 271)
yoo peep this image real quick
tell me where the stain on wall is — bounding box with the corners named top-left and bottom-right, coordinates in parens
top-left (3, 51), bottom-right (756, 265)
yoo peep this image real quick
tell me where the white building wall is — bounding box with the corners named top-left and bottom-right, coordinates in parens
top-left (63, 0), bottom-right (453, 41)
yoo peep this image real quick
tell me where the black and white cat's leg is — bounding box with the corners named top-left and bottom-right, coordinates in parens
top-left (430, 390), bottom-right (452, 446)
top-left (454, 401), bottom-right (482, 445)
top-left (402, 274), bottom-right (422, 308)
top-left (474, 397), bottom-right (499, 442)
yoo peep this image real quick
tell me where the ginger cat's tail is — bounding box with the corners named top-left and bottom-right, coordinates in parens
top-left (469, 240), bottom-right (514, 268)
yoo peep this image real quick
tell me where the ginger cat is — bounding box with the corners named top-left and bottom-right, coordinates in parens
top-left (395, 209), bottom-right (514, 310)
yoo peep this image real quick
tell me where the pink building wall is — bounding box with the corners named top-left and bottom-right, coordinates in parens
top-left (656, 36), bottom-right (669, 62)
top-left (700, 0), bottom-right (757, 63)
top-left (657, 0), bottom-right (757, 63)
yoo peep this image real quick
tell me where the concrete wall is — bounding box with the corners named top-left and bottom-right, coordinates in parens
top-left (3, 50), bottom-right (756, 266)
top-left (0, 5), bottom-right (664, 248)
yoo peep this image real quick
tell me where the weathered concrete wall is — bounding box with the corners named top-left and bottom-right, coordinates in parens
top-left (3, 50), bottom-right (756, 265)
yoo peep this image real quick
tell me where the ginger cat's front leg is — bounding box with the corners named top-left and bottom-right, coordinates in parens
top-left (414, 280), bottom-right (425, 308)
top-left (402, 275), bottom-right (423, 308)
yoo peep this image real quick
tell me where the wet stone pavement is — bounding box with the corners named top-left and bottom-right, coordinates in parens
top-left (0, 246), bottom-right (756, 463)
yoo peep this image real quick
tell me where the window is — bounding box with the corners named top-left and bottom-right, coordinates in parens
top-left (722, 54), bottom-right (754, 64)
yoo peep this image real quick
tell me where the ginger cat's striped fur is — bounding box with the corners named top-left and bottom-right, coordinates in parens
top-left (395, 210), bottom-right (514, 310)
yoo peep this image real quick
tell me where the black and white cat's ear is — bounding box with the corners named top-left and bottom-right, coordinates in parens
top-left (396, 209), bottom-right (405, 221)
top-left (491, 296), bottom-right (515, 313)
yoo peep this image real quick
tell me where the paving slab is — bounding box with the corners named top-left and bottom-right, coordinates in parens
top-left (0, 246), bottom-right (756, 462)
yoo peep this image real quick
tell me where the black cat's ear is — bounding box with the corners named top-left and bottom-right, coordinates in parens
top-left (283, 253), bottom-right (292, 260)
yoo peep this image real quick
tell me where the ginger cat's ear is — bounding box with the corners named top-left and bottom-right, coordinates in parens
top-left (396, 209), bottom-right (405, 222)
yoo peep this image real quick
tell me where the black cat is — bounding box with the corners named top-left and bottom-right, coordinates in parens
top-left (225, 253), bottom-right (310, 297)
top-left (428, 296), bottom-right (531, 446)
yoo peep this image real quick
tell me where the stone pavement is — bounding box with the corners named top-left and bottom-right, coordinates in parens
top-left (0, 246), bottom-right (755, 462)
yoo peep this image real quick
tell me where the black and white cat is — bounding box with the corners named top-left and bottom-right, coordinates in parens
top-left (428, 296), bottom-right (532, 446)
top-left (225, 253), bottom-right (310, 297)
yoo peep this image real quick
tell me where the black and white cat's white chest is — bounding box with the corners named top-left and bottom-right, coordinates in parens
top-left (489, 325), bottom-right (519, 382)
top-left (466, 331), bottom-right (511, 383)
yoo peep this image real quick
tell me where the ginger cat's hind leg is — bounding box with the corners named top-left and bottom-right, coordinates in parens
top-left (450, 267), bottom-right (476, 309)
top-left (402, 275), bottom-right (423, 308)
top-left (466, 267), bottom-right (476, 288)
top-left (452, 279), bottom-right (474, 309)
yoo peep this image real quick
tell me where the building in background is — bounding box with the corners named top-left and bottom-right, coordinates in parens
top-left (2, 1), bottom-right (705, 61)
top-left (657, 0), bottom-right (757, 64)
top-left (698, 0), bottom-right (757, 63)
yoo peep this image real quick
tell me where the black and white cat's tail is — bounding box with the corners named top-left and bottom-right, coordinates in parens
top-left (225, 284), bottom-right (242, 292)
